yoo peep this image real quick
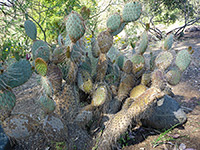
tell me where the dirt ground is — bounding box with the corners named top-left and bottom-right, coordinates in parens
top-left (121, 37), bottom-right (200, 150)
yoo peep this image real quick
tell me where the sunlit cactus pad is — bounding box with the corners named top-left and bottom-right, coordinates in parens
top-left (24, 19), bottom-right (37, 40)
top-left (164, 34), bottom-right (174, 50)
top-left (122, 1), bottom-right (142, 22)
top-left (137, 31), bottom-right (148, 55)
top-left (165, 67), bottom-right (181, 85)
top-left (35, 58), bottom-right (48, 76)
top-left (92, 84), bottom-right (108, 106)
top-left (66, 11), bottom-right (85, 43)
top-left (131, 54), bottom-right (145, 74)
top-left (175, 50), bottom-right (191, 72)
top-left (107, 13), bottom-right (121, 32)
top-left (155, 51), bottom-right (173, 70)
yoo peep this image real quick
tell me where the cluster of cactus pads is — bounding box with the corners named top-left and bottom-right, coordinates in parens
top-left (0, 1), bottom-right (193, 150)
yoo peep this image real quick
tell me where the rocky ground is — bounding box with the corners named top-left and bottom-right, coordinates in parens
top-left (120, 35), bottom-right (200, 150)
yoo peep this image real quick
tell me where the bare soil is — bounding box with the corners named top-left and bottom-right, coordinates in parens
top-left (122, 36), bottom-right (200, 150)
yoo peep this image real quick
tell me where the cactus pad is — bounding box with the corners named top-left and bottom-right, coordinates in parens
top-left (92, 84), bottom-right (107, 107)
top-left (137, 31), bottom-right (148, 55)
top-left (91, 37), bottom-right (101, 58)
top-left (32, 40), bottom-right (49, 58)
top-left (0, 59), bottom-right (32, 90)
top-left (107, 13), bottom-right (122, 32)
top-left (110, 22), bottom-right (127, 36)
top-left (0, 90), bottom-right (16, 122)
top-left (39, 76), bottom-right (54, 97)
top-left (155, 51), bottom-right (173, 70)
top-left (52, 46), bottom-right (69, 64)
top-left (116, 54), bottom-right (125, 70)
top-left (175, 50), bottom-right (191, 72)
top-left (122, 1), bottom-right (142, 22)
top-left (123, 59), bottom-right (133, 74)
top-left (131, 54), bottom-right (145, 74)
top-left (39, 95), bottom-right (56, 114)
top-left (130, 84), bottom-right (147, 99)
top-left (35, 58), bottom-right (48, 76)
top-left (97, 31), bottom-right (113, 54)
top-left (164, 34), bottom-right (174, 50)
top-left (34, 46), bottom-right (50, 62)
top-left (24, 19), bottom-right (37, 40)
top-left (66, 11), bottom-right (85, 43)
top-left (77, 69), bottom-right (93, 94)
top-left (165, 67), bottom-right (182, 85)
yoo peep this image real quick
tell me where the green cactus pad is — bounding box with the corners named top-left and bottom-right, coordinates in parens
top-left (122, 1), bottom-right (142, 22)
top-left (91, 37), bottom-right (101, 58)
top-left (110, 22), bottom-right (127, 36)
top-left (39, 95), bottom-right (56, 114)
top-left (52, 46), bottom-right (69, 64)
top-left (46, 64), bottom-right (62, 94)
top-left (116, 54), bottom-right (125, 70)
top-left (35, 58), bottom-right (47, 76)
top-left (24, 19), bottom-right (37, 40)
top-left (131, 54), bottom-right (145, 74)
top-left (66, 11), bottom-right (85, 43)
top-left (164, 34), bottom-right (174, 50)
top-left (137, 31), bottom-right (148, 55)
top-left (96, 53), bottom-right (108, 81)
top-left (97, 31), bottom-right (113, 54)
top-left (155, 51), bottom-right (173, 70)
top-left (107, 13), bottom-right (122, 32)
top-left (165, 67), bottom-right (182, 85)
top-left (31, 40), bottom-right (49, 58)
top-left (34, 46), bottom-right (50, 62)
top-left (77, 69), bottom-right (93, 94)
top-left (92, 84), bottom-right (107, 106)
top-left (175, 50), bottom-right (191, 72)
top-left (80, 55), bottom-right (92, 74)
top-left (58, 34), bottom-right (64, 46)
top-left (71, 43), bottom-right (84, 63)
top-left (39, 76), bottom-right (54, 97)
top-left (0, 90), bottom-right (16, 121)
top-left (0, 59), bottom-right (32, 90)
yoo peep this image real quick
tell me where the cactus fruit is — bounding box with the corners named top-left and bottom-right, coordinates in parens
top-left (2, 114), bottom-right (39, 139)
top-left (35, 58), bottom-right (48, 76)
top-left (77, 69), bottom-right (93, 94)
top-left (175, 50), bottom-right (191, 72)
top-left (34, 46), bottom-right (50, 62)
top-left (0, 90), bottom-right (16, 122)
top-left (155, 51), bottom-right (173, 70)
top-left (122, 1), bottom-right (142, 22)
top-left (66, 11), bottom-right (85, 43)
top-left (97, 31), bottom-right (113, 54)
top-left (164, 34), bottom-right (174, 50)
top-left (0, 59), bottom-right (32, 90)
top-left (129, 84), bottom-right (147, 99)
top-left (165, 67), bottom-right (182, 85)
top-left (131, 54), bottom-right (145, 74)
top-left (107, 13), bottom-right (122, 32)
top-left (39, 95), bottom-right (56, 114)
top-left (91, 37), bottom-right (101, 58)
top-left (46, 63), bottom-right (62, 94)
top-left (31, 40), bottom-right (49, 58)
top-left (137, 31), bottom-right (148, 55)
top-left (24, 19), bottom-right (37, 40)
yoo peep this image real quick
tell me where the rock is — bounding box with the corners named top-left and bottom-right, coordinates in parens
top-left (0, 125), bottom-right (12, 150)
top-left (141, 95), bottom-right (187, 130)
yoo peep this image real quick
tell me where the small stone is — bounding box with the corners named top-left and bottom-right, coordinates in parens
top-left (142, 95), bottom-right (187, 130)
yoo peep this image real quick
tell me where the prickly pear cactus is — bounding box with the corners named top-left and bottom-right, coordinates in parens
top-left (122, 1), bottom-right (142, 22)
top-left (32, 40), bottom-right (49, 59)
top-left (24, 19), bottom-right (37, 40)
top-left (97, 31), bottom-right (113, 54)
top-left (0, 90), bottom-right (16, 122)
top-left (35, 58), bottom-right (48, 76)
top-left (137, 30), bottom-right (148, 55)
top-left (165, 67), bottom-right (182, 85)
top-left (175, 50), bottom-right (191, 72)
top-left (107, 13), bottom-right (122, 32)
top-left (66, 11), bottom-right (86, 43)
top-left (155, 51), bottom-right (173, 70)
top-left (34, 46), bottom-right (50, 62)
top-left (163, 34), bottom-right (174, 50)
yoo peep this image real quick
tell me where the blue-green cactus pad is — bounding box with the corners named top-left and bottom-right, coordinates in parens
top-left (175, 50), bottom-right (191, 72)
top-left (24, 19), bottom-right (37, 40)
top-left (107, 13), bottom-right (121, 32)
